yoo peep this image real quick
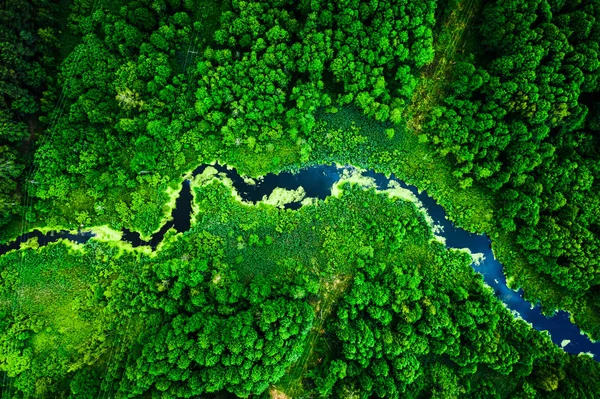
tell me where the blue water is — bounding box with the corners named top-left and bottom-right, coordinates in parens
top-left (363, 170), bottom-right (600, 357)
top-left (192, 164), bottom-right (600, 358)
top-left (1, 163), bottom-right (597, 358)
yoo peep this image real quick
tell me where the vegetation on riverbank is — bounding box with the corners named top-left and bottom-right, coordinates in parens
top-left (2, 180), bottom-right (600, 398)
top-left (1, 0), bottom-right (600, 397)
top-left (420, 0), bottom-right (600, 338)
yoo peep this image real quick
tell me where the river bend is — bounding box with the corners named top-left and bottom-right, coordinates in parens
top-left (1, 163), bottom-right (598, 358)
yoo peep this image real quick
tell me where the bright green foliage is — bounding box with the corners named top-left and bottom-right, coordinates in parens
top-left (423, 0), bottom-right (600, 337)
top-left (27, 0), bottom-right (202, 235)
top-left (0, 240), bottom-right (118, 398)
top-left (1, 0), bottom-right (600, 397)
top-left (0, 146), bottom-right (24, 225)
top-left (194, 0), bottom-right (435, 147)
top-left (311, 236), bottom-right (598, 398)
top-left (4, 0), bottom-right (436, 236)
top-left (114, 235), bottom-right (315, 397)
top-left (2, 182), bottom-right (600, 397)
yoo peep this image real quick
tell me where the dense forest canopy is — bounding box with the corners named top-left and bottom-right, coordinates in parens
top-left (7, 0), bottom-right (438, 236)
top-left (424, 0), bottom-right (600, 336)
top-left (0, 0), bottom-right (59, 226)
top-left (2, 181), bottom-right (600, 398)
top-left (1, 0), bottom-right (600, 397)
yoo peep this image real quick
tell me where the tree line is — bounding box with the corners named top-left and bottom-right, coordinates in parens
top-left (423, 0), bottom-right (600, 337)
top-left (0, 0), bottom-right (437, 237)
top-left (0, 0), bottom-right (60, 229)
top-left (1, 181), bottom-right (599, 398)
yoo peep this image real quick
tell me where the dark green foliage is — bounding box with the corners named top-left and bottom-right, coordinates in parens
top-left (310, 238), bottom-right (600, 398)
top-left (2, 0), bottom-right (600, 397)
top-left (194, 0), bottom-right (435, 150)
top-left (0, 146), bottom-right (24, 225)
top-left (21, 0), bottom-right (435, 235)
top-left (0, 0), bottom-right (60, 228)
top-left (2, 182), bottom-right (600, 398)
top-left (423, 0), bottom-right (600, 336)
top-left (114, 232), bottom-right (316, 397)
top-left (28, 0), bottom-right (201, 235)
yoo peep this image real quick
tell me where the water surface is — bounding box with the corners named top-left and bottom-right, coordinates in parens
top-left (1, 163), bottom-right (597, 358)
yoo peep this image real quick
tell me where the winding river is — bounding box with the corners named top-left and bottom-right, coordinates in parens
top-left (1, 163), bottom-right (598, 358)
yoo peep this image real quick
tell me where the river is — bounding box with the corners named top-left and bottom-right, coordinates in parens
top-left (1, 163), bottom-right (598, 358)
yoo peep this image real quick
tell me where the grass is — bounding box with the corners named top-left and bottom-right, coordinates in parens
top-left (0, 0), bottom-right (551, 396)
top-left (1, 0), bottom-right (233, 246)
top-left (266, 185), bottom-right (474, 397)
top-left (312, 106), bottom-right (495, 233)
top-left (186, 177), bottom-right (446, 397)
top-left (397, 0), bottom-right (600, 340)
top-left (217, 139), bottom-right (302, 177)
top-left (6, 0), bottom-right (591, 393)
top-left (191, 179), bottom-right (325, 278)
top-left (0, 242), bottom-right (97, 364)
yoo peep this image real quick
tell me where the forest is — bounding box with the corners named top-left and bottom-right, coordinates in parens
top-left (2, 181), bottom-right (600, 398)
top-left (422, 0), bottom-right (600, 337)
top-left (1, 0), bottom-right (600, 397)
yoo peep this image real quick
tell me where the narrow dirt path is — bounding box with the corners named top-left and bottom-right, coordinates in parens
top-left (275, 275), bottom-right (350, 397)
top-left (270, 2), bottom-right (483, 396)
top-left (406, 0), bottom-right (481, 133)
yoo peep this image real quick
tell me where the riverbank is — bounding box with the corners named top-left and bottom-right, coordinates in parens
top-left (3, 161), bottom-right (600, 398)
top-left (2, 162), bottom-right (598, 359)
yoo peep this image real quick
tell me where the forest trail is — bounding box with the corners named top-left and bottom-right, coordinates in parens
top-left (405, 0), bottom-right (480, 133)
top-left (275, 275), bottom-right (350, 397)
